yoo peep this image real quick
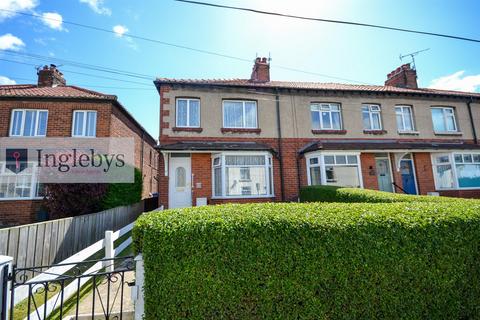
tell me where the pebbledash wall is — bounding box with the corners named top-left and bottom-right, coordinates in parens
top-left (156, 79), bottom-right (480, 208)
top-left (0, 96), bottom-right (158, 226)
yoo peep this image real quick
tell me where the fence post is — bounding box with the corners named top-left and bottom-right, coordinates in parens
top-left (0, 256), bottom-right (13, 320)
top-left (133, 254), bottom-right (144, 320)
top-left (104, 231), bottom-right (114, 272)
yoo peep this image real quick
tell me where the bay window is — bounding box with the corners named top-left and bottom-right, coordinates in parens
top-left (431, 107), bottom-right (457, 132)
top-left (212, 153), bottom-right (273, 198)
top-left (176, 98), bottom-right (200, 127)
top-left (432, 153), bottom-right (480, 189)
top-left (362, 104), bottom-right (382, 130)
top-left (10, 109), bottom-right (48, 137)
top-left (311, 103), bottom-right (342, 130)
top-left (223, 100), bottom-right (257, 128)
top-left (307, 153), bottom-right (362, 187)
top-left (0, 162), bottom-right (43, 200)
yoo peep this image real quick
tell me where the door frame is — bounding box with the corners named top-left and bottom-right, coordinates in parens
top-left (375, 154), bottom-right (395, 193)
top-left (399, 154), bottom-right (419, 195)
top-left (168, 155), bottom-right (192, 208)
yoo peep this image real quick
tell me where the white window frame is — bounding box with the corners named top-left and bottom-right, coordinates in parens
top-left (310, 103), bottom-right (342, 130)
top-left (175, 98), bottom-right (201, 128)
top-left (0, 162), bottom-right (43, 200)
top-left (9, 109), bottom-right (48, 137)
top-left (211, 152), bottom-right (274, 199)
top-left (431, 152), bottom-right (480, 190)
top-left (306, 152), bottom-right (363, 188)
top-left (72, 110), bottom-right (97, 137)
top-left (395, 105), bottom-right (415, 132)
top-left (222, 100), bottom-right (258, 129)
top-left (431, 107), bottom-right (458, 133)
top-left (362, 104), bottom-right (382, 130)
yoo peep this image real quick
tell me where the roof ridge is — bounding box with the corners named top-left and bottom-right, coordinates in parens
top-left (67, 85), bottom-right (117, 99)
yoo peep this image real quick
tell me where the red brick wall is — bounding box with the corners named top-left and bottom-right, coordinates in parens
top-left (413, 153), bottom-right (436, 195)
top-left (0, 200), bottom-right (42, 227)
top-left (191, 153), bottom-right (212, 203)
top-left (360, 153), bottom-right (379, 190)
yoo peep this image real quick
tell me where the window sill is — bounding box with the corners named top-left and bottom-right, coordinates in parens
top-left (363, 129), bottom-right (387, 135)
top-left (221, 128), bottom-right (261, 134)
top-left (0, 197), bottom-right (43, 201)
top-left (434, 131), bottom-right (463, 136)
top-left (397, 130), bottom-right (419, 135)
top-left (172, 127), bottom-right (203, 133)
top-left (211, 195), bottom-right (275, 200)
top-left (311, 129), bottom-right (347, 135)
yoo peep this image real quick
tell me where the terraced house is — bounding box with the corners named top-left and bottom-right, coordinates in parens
top-left (156, 58), bottom-right (480, 208)
top-left (0, 65), bottom-right (158, 226)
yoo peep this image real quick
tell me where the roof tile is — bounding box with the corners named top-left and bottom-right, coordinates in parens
top-left (0, 84), bottom-right (116, 100)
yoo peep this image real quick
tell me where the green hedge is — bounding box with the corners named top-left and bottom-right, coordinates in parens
top-left (101, 168), bottom-right (143, 210)
top-left (133, 202), bottom-right (480, 319)
top-left (299, 185), bottom-right (463, 203)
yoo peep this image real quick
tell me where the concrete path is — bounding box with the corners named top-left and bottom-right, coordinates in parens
top-left (64, 271), bottom-right (134, 319)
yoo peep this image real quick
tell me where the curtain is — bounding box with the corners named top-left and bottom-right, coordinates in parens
top-left (225, 155), bottom-right (265, 166)
top-left (189, 100), bottom-right (200, 126)
top-left (37, 111), bottom-right (48, 136)
top-left (74, 112), bottom-right (84, 136)
top-left (177, 99), bottom-right (188, 126)
top-left (11, 111), bottom-right (23, 135)
top-left (224, 101), bottom-right (243, 127)
top-left (86, 112), bottom-right (97, 137)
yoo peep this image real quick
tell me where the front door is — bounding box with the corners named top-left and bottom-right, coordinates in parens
top-left (400, 159), bottom-right (417, 195)
top-left (375, 158), bottom-right (393, 192)
top-left (169, 155), bottom-right (192, 208)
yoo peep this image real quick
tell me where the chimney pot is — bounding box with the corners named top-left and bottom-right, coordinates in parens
top-left (37, 64), bottom-right (66, 87)
top-left (250, 56), bottom-right (270, 83)
top-left (384, 63), bottom-right (417, 89)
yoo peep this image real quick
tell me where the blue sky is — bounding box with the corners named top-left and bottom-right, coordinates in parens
top-left (1, 0), bottom-right (480, 139)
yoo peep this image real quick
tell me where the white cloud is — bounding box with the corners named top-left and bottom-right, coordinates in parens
top-left (0, 0), bottom-right (38, 20)
top-left (41, 12), bottom-right (65, 31)
top-left (113, 25), bottom-right (128, 37)
top-left (0, 33), bottom-right (25, 51)
top-left (0, 76), bottom-right (16, 85)
top-left (429, 71), bottom-right (480, 93)
top-left (79, 0), bottom-right (111, 15)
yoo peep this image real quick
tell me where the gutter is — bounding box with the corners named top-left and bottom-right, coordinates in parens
top-left (467, 97), bottom-right (478, 144)
top-left (275, 89), bottom-right (285, 201)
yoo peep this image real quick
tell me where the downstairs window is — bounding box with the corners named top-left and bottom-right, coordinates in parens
top-left (0, 162), bottom-right (44, 200)
top-left (307, 153), bottom-right (362, 188)
top-left (432, 153), bottom-right (480, 189)
top-left (212, 153), bottom-right (273, 198)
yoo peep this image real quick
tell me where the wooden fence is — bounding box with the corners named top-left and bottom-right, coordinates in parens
top-left (0, 201), bottom-right (144, 269)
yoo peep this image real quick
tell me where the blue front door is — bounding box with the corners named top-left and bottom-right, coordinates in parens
top-left (400, 159), bottom-right (417, 195)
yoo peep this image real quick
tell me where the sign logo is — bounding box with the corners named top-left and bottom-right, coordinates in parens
top-left (6, 148), bottom-right (28, 173)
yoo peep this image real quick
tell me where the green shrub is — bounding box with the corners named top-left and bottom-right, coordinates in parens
top-left (133, 202), bottom-right (480, 319)
top-left (101, 168), bottom-right (143, 209)
top-left (299, 185), bottom-right (464, 203)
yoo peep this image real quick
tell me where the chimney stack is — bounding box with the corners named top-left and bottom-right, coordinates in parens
top-left (37, 64), bottom-right (66, 87)
top-left (384, 63), bottom-right (417, 89)
top-left (250, 57), bottom-right (270, 83)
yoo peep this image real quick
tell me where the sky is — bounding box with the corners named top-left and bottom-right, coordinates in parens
top-left (1, 0), bottom-right (480, 139)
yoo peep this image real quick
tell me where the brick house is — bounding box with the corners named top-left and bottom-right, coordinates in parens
top-left (0, 65), bottom-right (158, 226)
top-left (155, 58), bottom-right (480, 209)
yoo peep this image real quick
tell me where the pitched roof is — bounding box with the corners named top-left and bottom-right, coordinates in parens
top-left (154, 78), bottom-right (480, 99)
top-left (0, 84), bottom-right (116, 100)
top-left (299, 140), bottom-right (480, 154)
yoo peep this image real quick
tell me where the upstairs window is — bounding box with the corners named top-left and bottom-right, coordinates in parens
top-left (223, 100), bottom-right (257, 128)
top-left (395, 106), bottom-right (414, 132)
top-left (431, 107), bottom-right (457, 132)
top-left (362, 104), bottom-right (382, 130)
top-left (10, 109), bottom-right (48, 137)
top-left (310, 103), bottom-right (342, 130)
top-left (176, 98), bottom-right (200, 127)
top-left (72, 111), bottom-right (97, 137)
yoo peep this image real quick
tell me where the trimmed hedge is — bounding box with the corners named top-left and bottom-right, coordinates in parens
top-left (133, 202), bottom-right (480, 319)
top-left (299, 185), bottom-right (464, 203)
top-left (101, 168), bottom-right (143, 210)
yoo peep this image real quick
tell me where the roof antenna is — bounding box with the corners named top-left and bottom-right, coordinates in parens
top-left (399, 48), bottom-right (429, 70)
top-left (268, 52), bottom-right (272, 63)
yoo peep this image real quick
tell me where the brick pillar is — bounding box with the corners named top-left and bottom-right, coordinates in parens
top-left (360, 153), bottom-right (379, 190)
top-left (413, 152), bottom-right (436, 195)
top-left (158, 154), bottom-right (169, 208)
top-left (191, 153), bottom-right (212, 205)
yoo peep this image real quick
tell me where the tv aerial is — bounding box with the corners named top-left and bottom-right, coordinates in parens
top-left (399, 48), bottom-right (429, 70)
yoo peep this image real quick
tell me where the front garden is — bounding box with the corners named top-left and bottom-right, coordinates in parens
top-left (133, 188), bottom-right (480, 319)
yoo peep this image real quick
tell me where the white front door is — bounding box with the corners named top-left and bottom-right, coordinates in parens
top-left (168, 155), bottom-right (192, 208)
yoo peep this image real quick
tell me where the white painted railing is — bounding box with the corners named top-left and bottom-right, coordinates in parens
top-left (16, 222), bottom-right (135, 320)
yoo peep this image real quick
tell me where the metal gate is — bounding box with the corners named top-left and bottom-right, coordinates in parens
top-left (5, 256), bottom-right (134, 320)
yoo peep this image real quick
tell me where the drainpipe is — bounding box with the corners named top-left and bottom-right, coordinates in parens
top-left (275, 89), bottom-right (285, 201)
top-left (467, 97), bottom-right (478, 144)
